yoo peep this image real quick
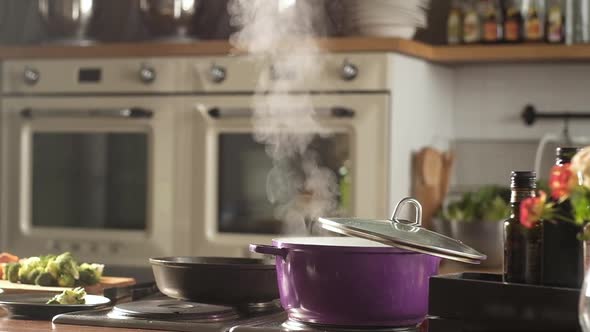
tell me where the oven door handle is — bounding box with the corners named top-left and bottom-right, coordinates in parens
top-left (20, 107), bottom-right (153, 119)
top-left (206, 107), bottom-right (355, 119)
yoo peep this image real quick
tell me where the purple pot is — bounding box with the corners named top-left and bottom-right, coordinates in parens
top-left (250, 237), bottom-right (441, 327)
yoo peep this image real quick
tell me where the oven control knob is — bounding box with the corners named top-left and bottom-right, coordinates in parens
top-left (23, 67), bottom-right (40, 85)
top-left (89, 242), bottom-right (99, 253)
top-left (340, 60), bottom-right (358, 81)
top-left (71, 242), bottom-right (80, 252)
top-left (139, 64), bottom-right (156, 84)
top-left (47, 239), bottom-right (61, 251)
top-left (109, 242), bottom-right (122, 254)
top-left (210, 64), bottom-right (226, 83)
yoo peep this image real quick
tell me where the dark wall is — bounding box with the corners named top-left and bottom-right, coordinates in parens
top-left (0, 0), bottom-right (448, 45)
top-left (0, 0), bottom-right (233, 44)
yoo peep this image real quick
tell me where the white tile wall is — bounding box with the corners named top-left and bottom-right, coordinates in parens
top-left (450, 63), bottom-right (590, 190)
top-left (388, 54), bottom-right (455, 206)
top-left (454, 63), bottom-right (590, 140)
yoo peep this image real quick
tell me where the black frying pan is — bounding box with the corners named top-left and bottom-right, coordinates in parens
top-left (149, 257), bottom-right (279, 305)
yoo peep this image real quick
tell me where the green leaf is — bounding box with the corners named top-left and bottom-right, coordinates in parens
top-left (440, 185), bottom-right (510, 222)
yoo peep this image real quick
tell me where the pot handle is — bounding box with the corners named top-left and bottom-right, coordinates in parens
top-left (249, 244), bottom-right (288, 259)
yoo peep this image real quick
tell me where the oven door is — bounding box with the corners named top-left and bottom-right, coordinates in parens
top-left (190, 94), bottom-right (389, 256)
top-left (0, 96), bottom-right (191, 265)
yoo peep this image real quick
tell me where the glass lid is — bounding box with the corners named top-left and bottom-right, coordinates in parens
top-left (318, 197), bottom-right (487, 264)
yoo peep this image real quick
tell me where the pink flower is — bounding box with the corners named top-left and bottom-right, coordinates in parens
top-left (549, 164), bottom-right (575, 201)
top-left (520, 191), bottom-right (548, 229)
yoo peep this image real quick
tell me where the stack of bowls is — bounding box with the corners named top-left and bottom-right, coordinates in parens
top-left (345, 0), bottom-right (430, 39)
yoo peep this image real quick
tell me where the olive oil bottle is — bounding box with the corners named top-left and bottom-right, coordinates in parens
top-left (504, 171), bottom-right (543, 284)
top-left (543, 147), bottom-right (583, 288)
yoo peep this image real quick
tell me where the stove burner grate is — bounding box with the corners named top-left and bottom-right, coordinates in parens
top-left (281, 319), bottom-right (421, 332)
top-left (237, 299), bottom-right (282, 315)
top-left (110, 299), bottom-right (239, 322)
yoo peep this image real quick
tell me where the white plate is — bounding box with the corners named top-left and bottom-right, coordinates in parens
top-left (0, 293), bottom-right (111, 320)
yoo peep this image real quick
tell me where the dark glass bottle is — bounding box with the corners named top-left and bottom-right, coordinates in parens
top-left (504, 171), bottom-right (543, 284)
top-left (503, 0), bottom-right (522, 43)
top-left (522, 0), bottom-right (545, 42)
top-left (481, 0), bottom-right (503, 43)
top-left (543, 147), bottom-right (583, 288)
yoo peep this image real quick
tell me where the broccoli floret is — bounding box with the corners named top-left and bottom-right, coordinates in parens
top-left (35, 271), bottom-right (56, 286)
top-left (55, 252), bottom-right (79, 280)
top-left (5, 263), bottom-right (20, 283)
top-left (17, 256), bottom-right (42, 284)
top-left (25, 267), bottom-right (43, 285)
top-left (57, 274), bottom-right (75, 287)
top-left (46, 287), bottom-right (86, 305)
top-left (39, 254), bottom-right (56, 266)
top-left (77, 263), bottom-right (104, 286)
top-left (44, 258), bottom-right (60, 279)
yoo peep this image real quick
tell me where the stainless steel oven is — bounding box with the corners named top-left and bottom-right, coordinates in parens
top-left (189, 93), bottom-right (389, 257)
top-left (0, 59), bottom-right (195, 265)
top-left (0, 53), bottom-right (394, 262)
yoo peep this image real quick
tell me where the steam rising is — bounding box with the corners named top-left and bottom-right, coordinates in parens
top-left (229, 0), bottom-right (338, 234)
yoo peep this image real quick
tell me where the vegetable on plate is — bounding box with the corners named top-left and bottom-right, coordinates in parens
top-left (46, 287), bottom-right (86, 305)
top-left (0, 253), bottom-right (19, 280)
top-left (0, 252), bottom-right (104, 287)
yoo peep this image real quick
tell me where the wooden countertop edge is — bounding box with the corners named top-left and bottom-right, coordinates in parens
top-left (0, 37), bottom-right (588, 64)
top-left (0, 38), bottom-right (435, 60)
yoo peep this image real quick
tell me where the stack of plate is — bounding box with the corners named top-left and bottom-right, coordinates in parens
top-left (345, 0), bottom-right (430, 39)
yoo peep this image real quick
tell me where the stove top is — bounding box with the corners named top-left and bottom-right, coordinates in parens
top-left (52, 296), bottom-right (425, 332)
top-left (51, 293), bottom-right (580, 332)
top-left (110, 300), bottom-right (240, 321)
top-left (54, 298), bottom-right (287, 332)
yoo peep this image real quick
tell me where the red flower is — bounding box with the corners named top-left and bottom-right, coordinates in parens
top-left (520, 191), bottom-right (547, 229)
top-left (550, 164), bottom-right (575, 201)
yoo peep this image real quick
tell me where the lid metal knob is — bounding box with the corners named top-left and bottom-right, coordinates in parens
top-left (390, 197), bottom-right (423, 227)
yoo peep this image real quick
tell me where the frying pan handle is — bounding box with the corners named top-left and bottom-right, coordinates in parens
top-left (249, 244), bottom-right (288, 259)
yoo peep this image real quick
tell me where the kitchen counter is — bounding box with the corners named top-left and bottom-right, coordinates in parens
top-left (2, 37), bottom-right (590, 64)
top-left (0, 309), bottom-right (166, 332)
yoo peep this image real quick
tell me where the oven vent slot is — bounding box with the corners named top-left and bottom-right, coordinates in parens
top-left (20, 108), bottom-right (153, 119)
top-left (207, 107), bottom-right (355, 119)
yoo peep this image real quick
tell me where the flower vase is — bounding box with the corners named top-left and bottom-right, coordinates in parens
top-left (584, 224), bottom-right (590, 272)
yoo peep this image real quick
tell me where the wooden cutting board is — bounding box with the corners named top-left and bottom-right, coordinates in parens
top-left (412, 147), bottom-right (455, 230)
top-left (0, 276), bottom-right (135, 295)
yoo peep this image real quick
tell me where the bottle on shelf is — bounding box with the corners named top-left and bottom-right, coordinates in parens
top-left (504, 0), bottom-right (523, 42)
top-left (447, 0), bottom-right (463, 44)
top-left (463, 0), bottom-right (482, 44)
top-left (481, 0), bottom-right (504, 43)
top-left (522, 0), bottom-right (546, 42)
top-left (543, 147), bottom-right (583, 288)
top-left (504, 171), bottom-right (543, 285)
top-left (546, 0), bottom-right (565, 43)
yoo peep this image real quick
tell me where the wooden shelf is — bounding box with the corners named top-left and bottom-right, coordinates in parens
top-left (0, 37), bottom-right (588, 64)
top-left (431, 43), bottom-right (590, 64)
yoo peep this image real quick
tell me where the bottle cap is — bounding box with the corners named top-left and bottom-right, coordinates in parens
top-left (510, 171), bottom-right (536, 189)
top-left (556, 147), bottom-right (580, 165)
